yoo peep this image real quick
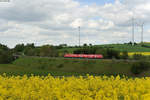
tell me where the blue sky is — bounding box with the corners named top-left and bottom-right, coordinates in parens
top-left (75, 0), bottom-right (115, 5)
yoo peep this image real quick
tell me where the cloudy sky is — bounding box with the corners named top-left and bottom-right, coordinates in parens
top-left (0, 0), bottom-right (150, 47)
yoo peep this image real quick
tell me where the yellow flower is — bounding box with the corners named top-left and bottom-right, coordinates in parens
top-left (0, 74), bottom-right (148, 100)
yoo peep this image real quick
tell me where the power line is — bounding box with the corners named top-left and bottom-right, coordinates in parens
top-left (135, 21), bottom-right (145, 44)
top-left (78, 26), bottom-right (80, 47)
top-left (141, 22), bottom-right (144, 44)
top-left (132, 17), bottom-right (135, 46)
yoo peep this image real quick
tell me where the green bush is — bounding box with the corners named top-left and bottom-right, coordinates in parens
top-left (38, 64), bottom-right (46, 70)
top-left (131, 61), bottom-right (150, 75)
top-left (14, 44), bottom-right (25, 52)
top-left (95, 49), bottom-right (108, 58)
top-left (121, 51), bottom-right (128, 59)
top-left (106, 49), bottom-right (121, 59)
top-left (73, 48), bottom-right (121, 59)
top-left (132, 54), bottom-right (146, 60)
top-left (57, 64), bottom-right (64, 68)
top-left (0, 50), bottom-right (14, 64)
top-left (73, 47), bottom-right (97, 54)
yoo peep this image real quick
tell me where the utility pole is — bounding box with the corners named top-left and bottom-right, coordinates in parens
top-left (78, 26), bottom-right (80, 47)
top-left (132, 18), bottom-right (135, 46)
top-left (141, 23), bottom-right (144, 44)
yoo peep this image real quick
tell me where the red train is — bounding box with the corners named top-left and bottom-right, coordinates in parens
top-left (64, 54), bottom-right (103, 59)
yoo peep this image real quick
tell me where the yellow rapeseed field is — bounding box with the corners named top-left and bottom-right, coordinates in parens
top-left (0, 74), bottom-right (149, 100)
top-left (128, 52), bottom-right (150, 56)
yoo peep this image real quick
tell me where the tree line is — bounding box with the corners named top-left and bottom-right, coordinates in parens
top-left (0, 43), bottom-right (149, 64)
top-left (0, 43), bottom-right (60, 64)
top-left (73, 47), bottom-right (128, 59)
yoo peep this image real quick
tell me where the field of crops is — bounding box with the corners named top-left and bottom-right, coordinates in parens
top-left (0, 74), bottom-right (150, 100)
top-left (128, 52), bottom-right (150, 56)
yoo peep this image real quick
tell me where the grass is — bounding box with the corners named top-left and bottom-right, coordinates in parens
top-left (12, 57), bottom-right (133, 75)
top-left (2, 43), bottom-right (150, 76)
top-left (0, 57), bottom-right (149, 77)
top-left (0, 57), bottom-right (137, 76)
top-left (96, 44), bottom-right (150, 52)
top-left (58, 43), bottom-right (150, 54)
top-left (58, 47), bottom-right (78, 53)
top-left (0, 64), bottom-right (92, 76)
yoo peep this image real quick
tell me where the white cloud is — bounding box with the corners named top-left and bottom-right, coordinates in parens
top-left (88, 20), bottom-right (99, 28)
top-left (0, 0), bottom-right (150, 47)
top-left (70, 18), bottom-right (83, 28)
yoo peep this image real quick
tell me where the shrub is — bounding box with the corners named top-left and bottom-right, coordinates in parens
top-left (14, 44), bottom-right (25, 52)
top-left (131, 61), bottom-right (150, 75)
top-left (141, 44), bottom-right (150, 48)
top-left (106, 49), bottom-right (121, 59)
top-left (38, 64), bottom-right (46, 70)
top-left (95, 49), bottom-right (107, 58)
top-left (121, 51), bottom-right (128, 59)
top-left (132, 54), bottom-right (146, 60)
top-left (0, 50), bottom-right (14, 64)
top-left (57, 64), bottom-right (64, 68)
top-left (39, 45), bottom-right (58, 57)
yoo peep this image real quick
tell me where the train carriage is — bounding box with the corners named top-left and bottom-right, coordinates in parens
top-left (64, 54), bottom-right (103, 59)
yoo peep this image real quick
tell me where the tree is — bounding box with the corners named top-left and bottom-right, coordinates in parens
top-left (40, 45), bottom-right (58, 57)
top-left (106, 49), bottom-right (120, 59)
top-left (73, 47), bottom-right (97, 54)
top-left (59, 50), bottom-right (69, 57)
top-left (23, 43), bottom-right (36, 56)
top-left (96, 48), bottom-right (107, 58)
top-left (14, 44), bottom-right (25, 52)
top-left (131, 60), bottom-right (150, 75)
top-left (0, 50), bottom-right (14, 64)
top-left (25, 43), bottom-right (35, 49)
top-left (24, 48), bottom-right (35, 56)
top-left (83, 43), bottom-right (87, 47)
top-left (59, 44), bottom-right (67, 47)
top-left (89, 44), bottom-right (92, 47)
top-left (128, 41), bottom-right (132, 45)
top-left (0, 43), bottom-right (9, 51)
top-left (121, 51), bottom-right (128, 59)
